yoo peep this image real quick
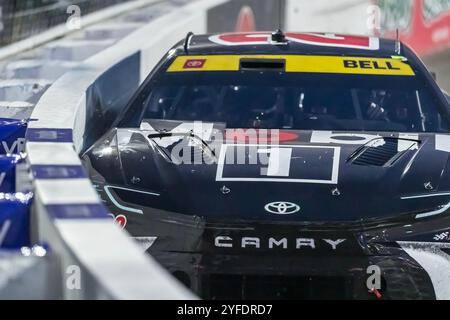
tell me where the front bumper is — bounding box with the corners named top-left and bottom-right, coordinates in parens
top-left (151, 245), bottom-right (435, 300)
top-left (98, 195), bottom-right (441, 300)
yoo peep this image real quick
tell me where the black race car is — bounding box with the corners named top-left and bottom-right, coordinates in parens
top-left (82, 31), bottom-right (450, 299)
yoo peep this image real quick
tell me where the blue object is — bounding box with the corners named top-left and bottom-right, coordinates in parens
top-left (0, 193), bottom-right (33, 249)
top-left (0, 119), bottom-right (27, 155)
top-left (0, 154), bottom-right (25, 192)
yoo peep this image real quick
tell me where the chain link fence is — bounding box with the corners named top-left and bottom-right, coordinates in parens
top-left (0, 0), bottom-right (135, 46)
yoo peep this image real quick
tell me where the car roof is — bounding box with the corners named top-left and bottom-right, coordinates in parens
top-left (181, 32), bottom-right (403, 58)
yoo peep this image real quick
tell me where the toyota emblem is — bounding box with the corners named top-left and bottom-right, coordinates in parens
top-left (264, 202), bottom-right (300, 215)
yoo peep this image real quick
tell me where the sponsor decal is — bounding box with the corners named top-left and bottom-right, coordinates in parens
top-left (264, 201), bottom-right (300, 215)
top-left (168, 55), bottom-right (414, 76)
top-left (434, 231), bottom-right (450, 242)
top-left (310, 131), bottom-right (382, 145)
top-left (183, 59), bottom-right (206, 69)
top-left (343, 59), bottom-right (400, 71)
top-left (225, 129), bottom-right (298, 143)
top-left (216, 144), bottom-right (340, 184)
top-left (214, 235), bottom-right (346, 250)
top-left (1, 138), bottom-right (26, 154)
top-left (209, 32), bottom-right (380, 50)
top-left (115, 215), bottom-right (127, 228)
top-left (108, 213), bottom-right (127, 229)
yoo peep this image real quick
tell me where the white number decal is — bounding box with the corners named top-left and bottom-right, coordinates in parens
top-left (258, 147), bottom-right (292, 177)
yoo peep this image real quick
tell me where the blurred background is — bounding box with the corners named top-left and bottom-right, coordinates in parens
top-left (285, 0), bottom-right (450, 92)
top-left (0, 0), bottom-right (448, 91)
top-left (210, 0), bottom-right (450, 93)
top-left (0, 0), bottom-right (133, 45)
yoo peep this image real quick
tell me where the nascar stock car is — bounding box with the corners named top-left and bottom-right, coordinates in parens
top-left (82, 30), bottom-right (450, 299)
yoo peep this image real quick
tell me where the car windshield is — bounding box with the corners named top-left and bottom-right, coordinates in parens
top-left (125, 61), bottom-right (449, 132)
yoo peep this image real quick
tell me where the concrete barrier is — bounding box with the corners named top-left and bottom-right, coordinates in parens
top-left (26, 0), bottom-right (230, 299)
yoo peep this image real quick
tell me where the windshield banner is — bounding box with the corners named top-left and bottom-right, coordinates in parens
top-left (168, 55), bottom-right (415, 76)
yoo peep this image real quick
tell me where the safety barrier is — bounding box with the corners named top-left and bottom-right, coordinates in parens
top-left (0, 0), bottom-right (164, 61)
top-left (25, 0), bottom-right (231, 299)
top-left (0, 0), bottom-right (137, 46)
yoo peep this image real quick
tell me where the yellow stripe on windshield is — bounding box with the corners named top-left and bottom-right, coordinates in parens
top-left (167, 55), bottom-right (415, 76)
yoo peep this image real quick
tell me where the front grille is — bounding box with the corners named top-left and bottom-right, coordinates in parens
top-left (203, 274), bottom-right (353, 300)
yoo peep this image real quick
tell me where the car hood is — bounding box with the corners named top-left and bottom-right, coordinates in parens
top-left (83, 122), bottom-right (450, 222)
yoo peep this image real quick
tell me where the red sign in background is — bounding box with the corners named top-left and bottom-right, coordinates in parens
top-left (382, 0), bottom-right (450, 57)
